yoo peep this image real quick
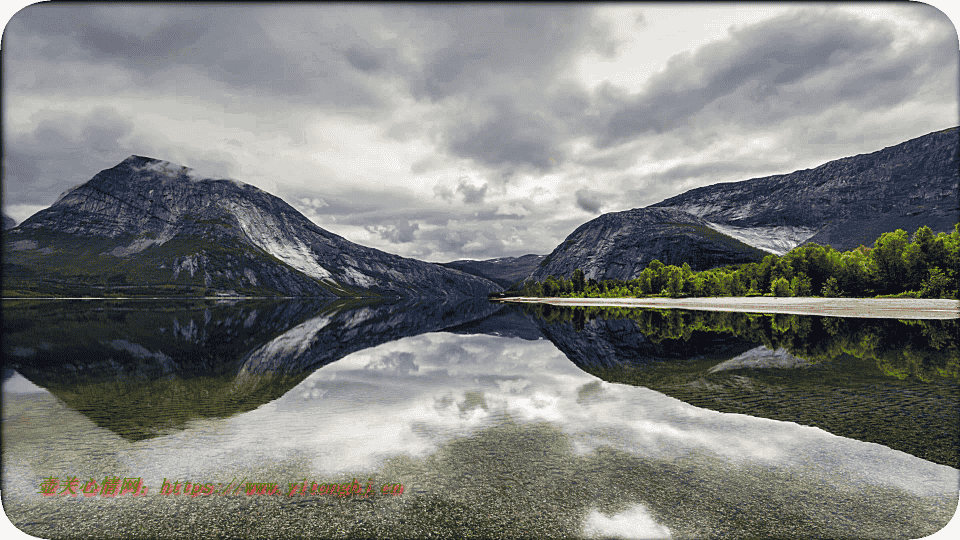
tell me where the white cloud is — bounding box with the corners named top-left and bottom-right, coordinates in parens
top-left (582, 504), bottom-right (672, 539)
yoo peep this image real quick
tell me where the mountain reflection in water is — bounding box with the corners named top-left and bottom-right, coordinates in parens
top-left (518, 303), bottom-right (960, 469)
top-left (2, 299), bottom-right (957, 539)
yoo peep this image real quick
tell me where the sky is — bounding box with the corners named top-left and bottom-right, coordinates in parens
top-left (2, 2), bottom-right (958, 263)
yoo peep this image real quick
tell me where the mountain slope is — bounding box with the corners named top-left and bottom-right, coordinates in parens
top-left (529, 207), bottom-right (767, 282)
top-left (441, 254), bottom-right (546, 288)
top-left (652, 127), bottom-right (959, 253)
top-left (3, 156), bottom-right (500, 298)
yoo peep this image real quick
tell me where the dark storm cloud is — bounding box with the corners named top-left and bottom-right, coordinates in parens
top-left (366, 219), bottom-right (420, 244)
top-left (575, 189), bottom-right (603, 214)
top-left (455, 178), bottom-right (487, 204)
top-left (408, 5), bottom-right (620, 102)
top-left (417, 226), bottom-right (505, 259)
top-left (11, 4), bottom-right (211, 63)
top-left (3, 107), bottom-right (136, 206)
top-left (5, 4), bottom-right (214, 90)
top-left (596, 8), bottom-right (956, 148)
top-left (394, 5), bottom-right (617, 173)
top-left (3, 106), bottom-right (241, 208)
top-left (6, 4), bottom-right (394, 108)
top-left (445, 99), bottom-right (565, 172)
top-left (8, 4), bottom-right (602, 172)
top-left (343, 44), bottom-right (388, 73)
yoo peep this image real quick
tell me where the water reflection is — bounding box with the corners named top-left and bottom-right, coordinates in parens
top-left (2, 300), bottom-right (958, 538)
top-left (519, 304), bottom-right (960, 469)
top-left (2, 297), bottom-right (499, 440)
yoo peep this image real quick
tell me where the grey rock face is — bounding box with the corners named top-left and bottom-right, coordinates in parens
top-left (6, 156), bottom-right (500, 298)
top-left (530, 207), bottom-right (767, 282)
top-left (652, 127), bottom-right (959, 252)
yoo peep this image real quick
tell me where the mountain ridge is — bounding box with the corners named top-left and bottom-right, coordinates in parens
top-left (652, 127), bottom-right (959, 253)
top-left (440, 254), bottom-right (546, 288)
top-left (4, 156), bottom-right (501, 298)
top-left (527, 127), bottom-right (959, 284)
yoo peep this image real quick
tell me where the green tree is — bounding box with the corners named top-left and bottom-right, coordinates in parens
top-left (822, 276), bottom-right (841, 297)
top-left (773, 258), bottom-right (795, 282)
top-left (838, 247), bottom-right (871, 296)
top-left (870, 229), bottom-right (909, 293)
top-left (919, 267), bottom-right (953, 298)
top-left (542, 276), bottom-right (558, 297)
top-left (663, 265), bottom-right (683, 297)
top-left (571, 268), bottom-right (586, 294)
top-left (703, 272), bottom-right (722, 297)
top-left (771, 277), bottom-right (792, 297)
top-left (790, 274), bottom-right (812, 296)
top-left (757, 254), bottom-right (777, 292)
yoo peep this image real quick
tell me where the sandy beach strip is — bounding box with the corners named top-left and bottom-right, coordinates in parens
top-left (495, 296), bottom-right (960, 319)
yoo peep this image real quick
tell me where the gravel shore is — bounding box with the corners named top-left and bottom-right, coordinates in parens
top-left (496, 296), bottom-right (959, 319)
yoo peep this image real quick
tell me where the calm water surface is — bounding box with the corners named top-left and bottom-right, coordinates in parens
top-left (2, 299), bottom-right (958, 539)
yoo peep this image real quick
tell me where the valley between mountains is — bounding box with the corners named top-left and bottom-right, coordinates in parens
top-left (3, 127), bottom-right (958, 299)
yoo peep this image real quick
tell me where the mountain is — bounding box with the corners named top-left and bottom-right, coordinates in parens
top-left (2, 156), bottom-right (501, 298)
top-left (652, 127), bottom-right (959, 253)
top-left (2, 214), bottom-right (16, 230)
top-left (529, 127), bottom-right (958, 283)
top-left (441, 254), bottom-right (546, 288)
top-left (530, 207), bottom-right (767, 282)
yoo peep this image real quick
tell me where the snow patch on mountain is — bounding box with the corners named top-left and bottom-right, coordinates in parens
top-left (108, 228), bottom-right (177, 257)
top-left (703, 222), bottom-right (818, 255)
top-left (341, 266), bottom-right (377, 287)
top-left (224, 201), bottom-right (332, 281)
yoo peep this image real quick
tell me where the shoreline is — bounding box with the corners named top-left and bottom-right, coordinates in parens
top-left (494, 296), bottom-right (960, 320)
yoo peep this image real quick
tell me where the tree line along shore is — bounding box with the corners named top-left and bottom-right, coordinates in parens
top-left (493, 224), bottom-right (960, 301)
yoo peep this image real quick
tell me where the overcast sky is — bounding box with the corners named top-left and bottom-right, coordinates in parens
top-left (2, 3), bottom-right (958, 262)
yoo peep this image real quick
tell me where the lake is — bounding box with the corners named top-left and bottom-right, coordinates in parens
top-left (3, 298), bottom-right (958, 539)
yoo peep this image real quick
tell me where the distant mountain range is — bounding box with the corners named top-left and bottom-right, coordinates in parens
top-left (440, 254), bottom-right (546, 288)
top-left (3, 156), bottom-right (500, 298)
top-left (532, 127), bottom-right (958, 283)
